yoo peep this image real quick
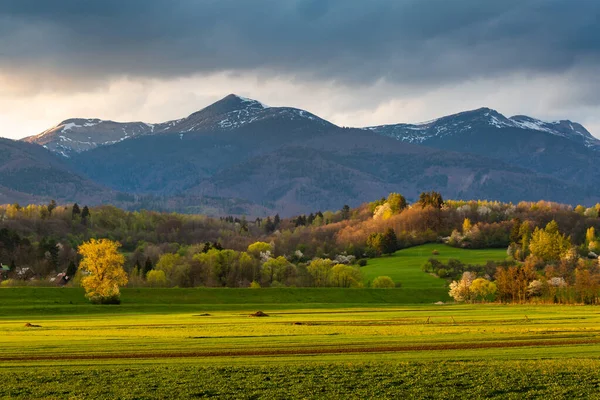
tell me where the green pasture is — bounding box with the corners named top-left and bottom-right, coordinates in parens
top-left (0, 287), bottom-right (443, 318)
top-left (362, 243), bottom-right (507, 288)
top-left (2, 288), bottom-right (599, 366)
top-left (1, 287), bottom-right (600, 398)
top-left (3, 360), bottom-right (600, 399)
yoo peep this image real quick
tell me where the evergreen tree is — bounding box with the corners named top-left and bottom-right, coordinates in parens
top-left (47, 199), bottom-right (57, 216)
top-left (274, 214), bottom-right (281, 227)
top-left (341, 205), bottom-right (351, 220)
top-left (66, 260), bottom-right (77, 278)
top-left (264, 217), bottom-right (275, 233)
top-left (72, 203), bottom-right (81, 220)
top-left (144, 257), bottom-right (153, 275)
top-left (81, 206), bottom-right (90, 225)
top-left (382, 228), bottom-right (398, 255)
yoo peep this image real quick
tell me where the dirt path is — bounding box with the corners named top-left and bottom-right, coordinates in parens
top-left (3, 338), bottom-right (600, 362)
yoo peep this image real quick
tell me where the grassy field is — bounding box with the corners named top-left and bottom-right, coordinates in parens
top-left (1, 287), bottom-right (600, 398)
top-left (362, 243), bottom-right (507, 288)
top-left (3, 360), bottom-right (600, 399)
top-left (0, 287), bottom-right (443, 318)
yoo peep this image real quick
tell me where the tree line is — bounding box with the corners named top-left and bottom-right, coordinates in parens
top-left (1, 193), bottom-right (599, 302)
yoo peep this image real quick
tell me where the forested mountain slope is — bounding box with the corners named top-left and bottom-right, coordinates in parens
top-left (8, 95), bottom-right (600, 215)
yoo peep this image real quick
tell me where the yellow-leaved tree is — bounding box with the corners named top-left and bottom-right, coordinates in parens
top-left (529, 220), bottom-right (571, 263)
top-left (78, 239), bottom-right (128, 304)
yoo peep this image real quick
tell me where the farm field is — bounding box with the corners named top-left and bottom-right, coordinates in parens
top-left (1, 288), bottom-right (600, 398)
top-left (362, 243), bottom-right (507, 288)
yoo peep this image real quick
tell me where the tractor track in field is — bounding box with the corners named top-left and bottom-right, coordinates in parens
top-left (3, 338), bottom-right (600, 362)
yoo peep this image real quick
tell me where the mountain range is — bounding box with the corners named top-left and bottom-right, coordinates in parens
top-left (3, 94), bottom-right (598, 216)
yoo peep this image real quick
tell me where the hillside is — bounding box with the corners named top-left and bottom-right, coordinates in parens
top-left (0, 138), bottom-right (114, 205)
top-left (69, 120), bottom-right (597, 215)
top-left (368, 108), bottom-right (600, 187)
top-left (361, 244), bottom-right (507, 287)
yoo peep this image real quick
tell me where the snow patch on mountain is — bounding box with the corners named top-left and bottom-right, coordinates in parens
top-left (367, 108), bottom-right (599, 150)
top-left (236, 95), bottom-right (269, 109)
top-left (510, 116), bottom-right (556, 133)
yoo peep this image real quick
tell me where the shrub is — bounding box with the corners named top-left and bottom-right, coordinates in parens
top-left (432, 250), bottom-right (440, 255)
top-left (249, 281), bottom-right (261, 288)
top-left (422, 258), bottom-right (443, 273)
top-left (357, 259), bottom-right (368, 267)
top-left (372, 276), bottom-right (395, 288)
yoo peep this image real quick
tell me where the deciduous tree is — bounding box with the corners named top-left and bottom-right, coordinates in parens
top-left (529, 220), bottom-right (571, 263)
top-left (247, 242), bottom-right (273, 258)
top-left (470, 278), bottom-right (497, 302)
top-left (78, 239), bottom-right (128, 304)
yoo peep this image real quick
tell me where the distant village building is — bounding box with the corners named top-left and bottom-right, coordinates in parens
top-left (49, 272), bottom-right (69, 286)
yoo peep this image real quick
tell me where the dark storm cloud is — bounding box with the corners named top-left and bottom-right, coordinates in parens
top-left (1, 0), bottom-right (599, 88)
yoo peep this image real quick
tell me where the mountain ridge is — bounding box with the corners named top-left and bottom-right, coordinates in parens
top-left (8, 95), bottom-right (600, 215)
top-left (366, 107), bottom-right (599, 149)
top-left (23, 97), bottom-right (598, 157)
top-left (23, 94), bottom-right (334, 157)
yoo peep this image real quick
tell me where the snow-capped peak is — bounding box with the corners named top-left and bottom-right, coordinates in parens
top-left (234, 94), bottom-right (270, 109)
top-left (159, 94), bottom-right (331, 133)
top-left (366, 107), bottom-right (599, 149)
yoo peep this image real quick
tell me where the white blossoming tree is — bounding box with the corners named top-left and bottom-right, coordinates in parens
top-left (448, 272), bottom-right (476, 302)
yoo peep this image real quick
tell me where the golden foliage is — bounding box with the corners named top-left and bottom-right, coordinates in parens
top-left (78, 239), bottom-right (128, 303)
top-left (462, 218), bottom-right (472, 234)
top-left (529, 221), bottom-right (571, 263)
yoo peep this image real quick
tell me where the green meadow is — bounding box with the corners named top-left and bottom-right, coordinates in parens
top-left (1, 286), bottom-right (600, 398)
top-left (1, 246), bottom-right (597, 399)
top-left (361, 243), bottom-right (507, 288)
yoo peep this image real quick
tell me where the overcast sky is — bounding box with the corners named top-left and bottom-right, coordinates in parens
top-left (1, 0), bottom-right (599, 139)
